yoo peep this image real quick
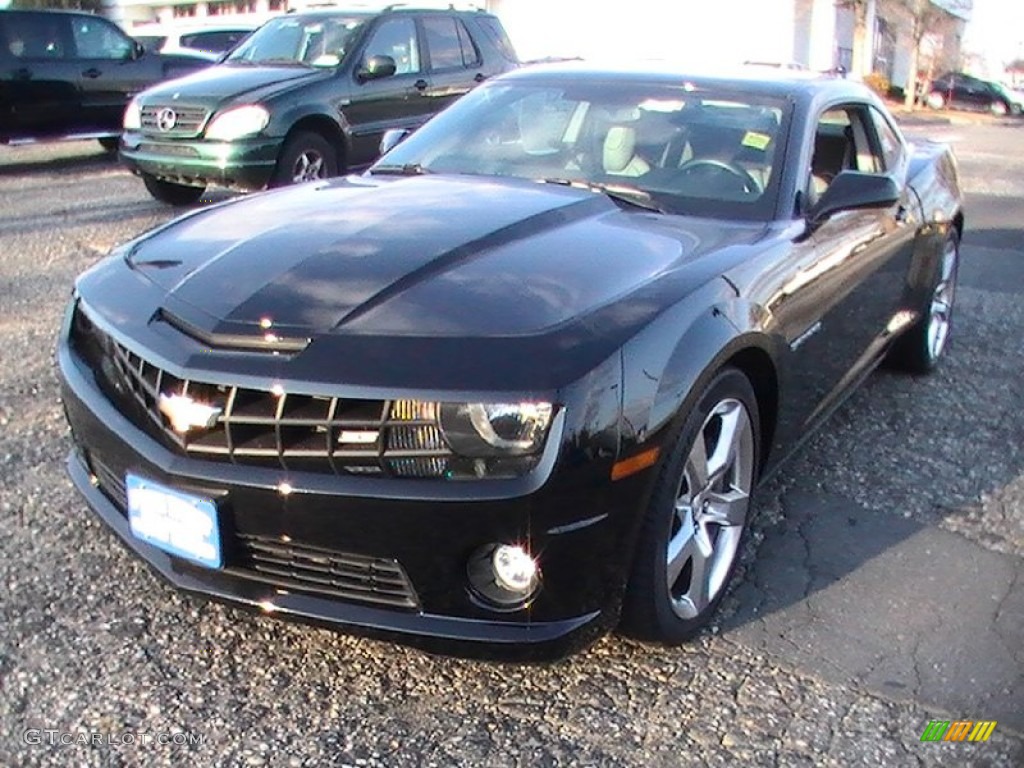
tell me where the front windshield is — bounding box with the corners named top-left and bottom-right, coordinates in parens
top-left (375, 79), bottom-right (790, 220)
top-left (227, 15), bottom-right (367, 67)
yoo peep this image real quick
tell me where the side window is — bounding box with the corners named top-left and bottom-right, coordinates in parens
top-left (456, 20), bottom-right (481, 67)
top-left (808, 105), bottom-right (884, 204)
top-left (869, 107), bottom-right (903, 171)
top-left (72, 17), bottom-right (133, 60)
top-left (423, 17), bottom-right (463, 70)
top-left (475, 16), bottom-right (516, 62)
top-left (3, 14), bottom-right (69, 59)
top-left (362, 18), bottom-right (419, 75)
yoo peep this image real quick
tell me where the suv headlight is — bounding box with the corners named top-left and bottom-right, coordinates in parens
top-left (440, 402), bottom-right (554, 457)
top-left (204, 105), bottom-right (269, 141)
top-left (123, 98), bottom-right (141, 131)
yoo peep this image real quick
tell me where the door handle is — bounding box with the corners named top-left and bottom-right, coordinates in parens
top-left (895, 204), bottom-right (909, 223)
top-left (473, 72), bottom-right (485, 83)
top-left (82, 68), bottom-right (102, 79)
top-left (413, 79), bottom-right (428, 91)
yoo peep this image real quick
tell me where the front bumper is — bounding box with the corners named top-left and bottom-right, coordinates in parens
top-left (120, 131), bottom-right (281, 192)
top-left (57, 324), bottom-right (640, 659)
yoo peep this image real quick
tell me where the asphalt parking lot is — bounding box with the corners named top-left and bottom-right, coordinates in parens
top-left (0, 119), bottom-right (1021, 767)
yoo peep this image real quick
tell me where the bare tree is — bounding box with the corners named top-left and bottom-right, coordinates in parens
top-left (11, 0), bottom-right (103, 11)
top-left (838, 0), bottom-right (970, 108)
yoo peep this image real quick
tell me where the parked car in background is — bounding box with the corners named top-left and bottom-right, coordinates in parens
top-left (926, 71), bottom-right (1022, 115)
top-left (119, 5), bottom-right (518, 204)
top-left (0, 9), bottom-right (211, 150)
top-left (60, 64), bottom-right (964, 658)
top-left (131, 22), bottom-right (258, 61)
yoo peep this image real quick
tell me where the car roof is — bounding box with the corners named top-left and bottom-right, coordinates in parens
top-left (500, 60), bottom-right (876, 104)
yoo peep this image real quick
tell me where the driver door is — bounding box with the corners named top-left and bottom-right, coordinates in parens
top-left (70, 16), bottom-right (150, 133)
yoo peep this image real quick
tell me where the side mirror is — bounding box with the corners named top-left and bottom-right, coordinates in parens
top-left (358, 54), bottom-right (397, 81)
top-left (809, 171), bottom-right (900, 225)
top-left (131, 40), bottom-right (146, 60)
top-left (378, 128), bottom-right (410, 156)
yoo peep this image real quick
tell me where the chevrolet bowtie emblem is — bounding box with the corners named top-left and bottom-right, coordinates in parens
top-left (158, 393), bottom-right (223, 434)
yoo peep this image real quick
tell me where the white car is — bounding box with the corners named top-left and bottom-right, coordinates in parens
top-left (132, 23), bottom-right (258, 61)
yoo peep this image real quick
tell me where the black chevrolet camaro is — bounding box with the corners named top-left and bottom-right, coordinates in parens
top-left (58, 63), bottom-right (964, 658)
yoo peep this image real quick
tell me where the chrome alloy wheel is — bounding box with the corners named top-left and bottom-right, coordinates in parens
top-left (666, 398), bottom-right (755, 619)
top-left (927, 235), bottom-right (958, 362)
top-left (290, 149), bottom-right (326, 183)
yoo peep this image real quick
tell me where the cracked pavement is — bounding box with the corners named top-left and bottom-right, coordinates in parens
top-left (0, 121), bottom-right (1021, 767)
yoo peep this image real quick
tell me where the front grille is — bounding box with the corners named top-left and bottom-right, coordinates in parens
top-left (138, 142), bottom-right (201, 158)
top-left (141, 105), bottom-right (209, 138)
top-left (230, 535), bottom-right (420, 610)
top-left (72, 307), bottom-right (453, 478)
top-left (77, 450), bottom-right (420, 610)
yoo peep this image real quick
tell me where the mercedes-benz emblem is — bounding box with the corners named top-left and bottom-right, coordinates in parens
top-left (156, 108), bottom-right (177, 132)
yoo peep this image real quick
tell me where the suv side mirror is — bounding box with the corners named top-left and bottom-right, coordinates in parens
top-left (378, 128), bottom-right (410, 156)
top-left (358, 54), bottom-right (397, 81)
top-left (132, 40), bottom-right (146, 60)
top-left (809, 171), bottom-right (900, 225)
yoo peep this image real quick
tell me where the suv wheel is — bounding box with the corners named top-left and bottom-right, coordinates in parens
top-left (142, 173), bottom-right (206, 206)
top-left (271, 131), bottom-right (338, 187)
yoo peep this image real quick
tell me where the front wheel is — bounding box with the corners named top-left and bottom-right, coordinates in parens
top-left (619, 367), bottom-right (760, 643)
top-left (270, 131), bottom-right (338, 187)
top-left (926, 92), bottom-right (946, 110)
top-left (886, 230), bottom-right (959, 374)
top-left (990, 100), bottom-right (1009, 117)
top-left (141, 173), bottom-right (205, 206)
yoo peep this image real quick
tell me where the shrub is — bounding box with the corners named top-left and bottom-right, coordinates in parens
top-left (863, 71), bottom-right (891, 98)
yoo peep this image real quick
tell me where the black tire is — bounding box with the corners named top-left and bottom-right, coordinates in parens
top-left (885, 230), bottom-right (960, 374)
top-left (142, 173), bottom-right (206, 206)
top-left (990, 100), bottom-right (1009, 117)
top-left (270, 131), bottom-right (338, 188)
top-left (619, 367), bottom-right (760, 644)
top-left (97, 137), bottom-right (119, 153)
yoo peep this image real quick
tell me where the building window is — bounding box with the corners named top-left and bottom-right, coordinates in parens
top-left (234, 0), bottom-right (256, 13)
top-left (268, 0), bottom-right (286, 11)
top-left (173, 5), bottom-right (197, 18)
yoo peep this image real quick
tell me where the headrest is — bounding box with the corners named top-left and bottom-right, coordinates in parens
top-left (603, 125), bottom-right (637, 173)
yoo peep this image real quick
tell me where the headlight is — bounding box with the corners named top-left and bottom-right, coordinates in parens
top-left (204, 105), bottom-right (269, 141)
top-left (440, 402), bottom-right (554, 457)
top-left (123, 98), bottom-right (141, 131)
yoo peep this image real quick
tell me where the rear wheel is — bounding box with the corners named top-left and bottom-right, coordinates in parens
top-left (141, 173), bottom-right (205, 206)
top-left (271, 131), bottom-right (338, 187)
top-left (886, 230), bottom-right (959, 374)
top-left (620, 368), bottom-right (760, 643)
top-left (990, 100), bottom-right (1009, 117)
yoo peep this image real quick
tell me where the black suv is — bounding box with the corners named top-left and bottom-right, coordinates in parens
top-left (0, 10), bottom-right (210, 150)
top-left (120, 6), bottom-right (518, 204)
top-left (926, 72), bottom-right (1022, 116)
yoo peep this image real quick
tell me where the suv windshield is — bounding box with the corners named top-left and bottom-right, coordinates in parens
top-left (375, 80), bottom-right (790, 220)
top-left (227, 15), bottom-right (368, 67)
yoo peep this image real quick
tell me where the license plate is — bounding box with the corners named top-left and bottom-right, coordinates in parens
top-left (126, 474), bottom-right (222, 568)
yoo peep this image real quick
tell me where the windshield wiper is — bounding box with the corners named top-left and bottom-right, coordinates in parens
top-left (539, 178), bottom-right (666, 213)
top-left (369, 163), bottom-right (431, 176)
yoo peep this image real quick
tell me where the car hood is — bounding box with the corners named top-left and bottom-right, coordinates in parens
top-left (121, 175), bottom-right (765, 346)
top-left (138, 62), bottom-right (330, 105)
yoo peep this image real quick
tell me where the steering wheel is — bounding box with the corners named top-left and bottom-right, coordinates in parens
top-left (677, 158), bottom-right (763, 196)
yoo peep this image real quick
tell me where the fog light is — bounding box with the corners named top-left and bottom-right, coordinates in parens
top-left (492, 545), bottom-right (538, 593)
top-left (467, 543), bottom-right (541, 609)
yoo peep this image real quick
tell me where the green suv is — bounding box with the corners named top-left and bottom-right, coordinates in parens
top-left (119, 6), bottom-right (518, 204)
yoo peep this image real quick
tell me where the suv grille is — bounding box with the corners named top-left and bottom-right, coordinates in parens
top-left (72, 308), bottom-right (453, 478)
top-left (141, 105), bottom-right (210, 138)
top-left (82, 451), bottom-right (420, 611)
